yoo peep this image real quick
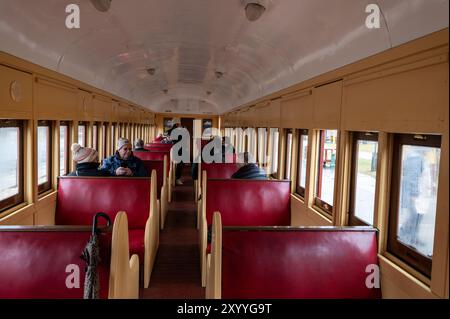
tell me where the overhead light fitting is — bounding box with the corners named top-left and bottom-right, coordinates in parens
top-left (90, 0), bottom-right (112, 12)
top-left (146, 68), bottom-right (156, 75)
top-left (242, 0), bottom-right (267, 21)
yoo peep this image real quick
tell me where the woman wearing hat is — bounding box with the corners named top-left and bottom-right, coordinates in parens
top-left (68, 143), bottom-right (110, 176)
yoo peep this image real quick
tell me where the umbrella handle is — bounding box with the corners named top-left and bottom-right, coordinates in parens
top-left (92, 212), bottom-right (112, 235)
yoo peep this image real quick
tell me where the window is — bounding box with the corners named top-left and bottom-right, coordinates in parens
top-left (59, 122), bottom-right (70, 176)
top-left (314, 129), bottom-right (337, 215)
top-left (348, 132), bottom-right (378, 226)
top-left (388, 134), bottom-right (441, 277)
top-left (296, 129), bottom-right (309, 197)
top-left (92, 122), bottom-right (98, 150)
top-left (78, 121), bottom-right (86, 147)
top-left (202, 119), bottom-right (212, 138)
top-left (257, 128), bottom-right (268, 167)
top-left (111, 124), bottom-right (116, 153)
top-left (163, 118), bottom-right (172, 133)
top-left (38, 120), bottom-right (52, 194)
top-left (102, 123), bottom-right (107, 157)
top-left (269, 128), bottom-right (279, 178)
top-left (248, 128), bottom-right (257, 162)
top-left (284, 129), bottom-right (293, 179)
top-left (0, 120), bottom-right (23, 212)
top-left (235, 128), bottom-right (244, 153)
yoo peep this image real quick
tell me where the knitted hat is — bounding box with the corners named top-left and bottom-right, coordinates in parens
top-left (71, 143), bottom-right (98, 163)
top-left (117, 137), bottom-right (131, 150)
top-left (134, 138), bottom-right (144, 149)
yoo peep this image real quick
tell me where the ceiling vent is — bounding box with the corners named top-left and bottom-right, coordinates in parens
top-left (90, 0), bottom-right (112, 12)
top-left (241, 0), bottom-right (268, 21)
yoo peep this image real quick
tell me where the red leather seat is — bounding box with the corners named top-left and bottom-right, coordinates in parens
top-left (135, 151), bottom-right (170, 177)
top-left (221, 228), bottom-right (381, 299)
top-left (129, 229), bottom-right (145, 262)
top-left (144, 143), bottom-right (172, 152)
top-left (142, 160), bottom-right (164, 198)
top-left (56, 177), bottom-right (151, 264)
top-left (205, 179), bottom-right (291, 226)
top-left (0, 227), bottom-right (111, 299)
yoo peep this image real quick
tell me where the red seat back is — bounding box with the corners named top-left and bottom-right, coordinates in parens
top-left (135, 151), bottom-right (170, 177)
top-left (144, 143), bottom-right (172, 152)
top-left (202, 163), bottom-right (239, 179)
top-left (56, 177), bottom-right (150, 229)
top-left (206, 179), bottom-right (290, 226)
top-left (0, 227), bottom-right (111, 299)
top-left (221, 228), bottom-right (381, 299)
top-left (142, 160), bottom-right (164, 198)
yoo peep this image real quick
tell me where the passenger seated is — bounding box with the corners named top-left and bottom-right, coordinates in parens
top-left (67, 143), bottom-right (110, 176)
top-left (231, 152), bottom-right (267, 180)
top-left (133, 138), bottom-right (148, 152)
top-left (101, 137), bottom-right (148, 177)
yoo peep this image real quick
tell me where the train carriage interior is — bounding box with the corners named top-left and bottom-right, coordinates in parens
top-left (0, 0), bottom-right (448, 302)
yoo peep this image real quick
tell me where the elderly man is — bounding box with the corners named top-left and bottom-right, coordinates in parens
top-left (101, 137), bottom-right (148, 177)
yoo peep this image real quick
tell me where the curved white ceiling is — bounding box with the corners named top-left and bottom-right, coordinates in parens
top-left (0, 0), bottom-right (448, 114)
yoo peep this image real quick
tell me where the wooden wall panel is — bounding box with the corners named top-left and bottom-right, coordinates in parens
top-left (313, 80), bottom-right (342, 129)
top-left (342, 56), bottom-right (448, 134)
top-left (92, 94), bottom-right (112, 122)
top-left (118, 103), bottom-right (130, 123)
top-left (280, 89), bottom-right (313, 128)
top-left (35, 77), bottom-right (77, 120)
top-left (77, 89), bottom-right (92, 121)
top-left (0, 65), bottom-right (33, 119)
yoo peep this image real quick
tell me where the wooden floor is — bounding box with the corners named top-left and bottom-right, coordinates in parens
top-left (140, 165), bottom-right (205, 299)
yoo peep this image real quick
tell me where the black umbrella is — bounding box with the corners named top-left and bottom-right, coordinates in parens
top-left (80, 212), bottom-right (111, 299)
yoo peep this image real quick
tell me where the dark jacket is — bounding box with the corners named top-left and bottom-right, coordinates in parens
top-left (68, 162), bottom-right (111, 177)
top-left (231, 164), bottom-right (267, 180)
top-left (100, 152), bottom-right (148, 177)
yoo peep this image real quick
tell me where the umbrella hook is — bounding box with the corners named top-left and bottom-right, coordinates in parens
top-left (92, 212), bottom-right (112, 235)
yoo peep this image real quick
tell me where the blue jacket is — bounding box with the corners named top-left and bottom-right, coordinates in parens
top-left (101, 152), bottom-right (148, 177)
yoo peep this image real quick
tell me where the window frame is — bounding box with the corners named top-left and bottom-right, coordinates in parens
top-left (37, 120), bottom-right (52, 194)
top-left (163, 118), bottom-right (172, 133)
top-left (269, 128), bottom-right (279, 179)
top-left (0, 120), bottom-right (24, 212)
top-left (348, 131), bottom-right (379, 226)
top-left (257, 127), bottom-right (267, 167)
top-left (59, 121), bottom-right (71, 176)
top-left (78, 121), bottom-right (87, 147)
top-left (387, 133), bottom-right (441, 278)
top-left (92, 122), bottom-right (99, 150)
top-left (314, 129), bottom-right (337, 216)
top-left (111, 123), bottom-right (116, 154)
top-left (284, 129), bottom-right (293, 180)
top-left (295, 129), bottom-right (309, 198)
top-left (102, 122), bottom-right (107, 157)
